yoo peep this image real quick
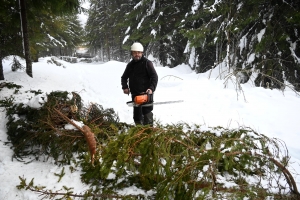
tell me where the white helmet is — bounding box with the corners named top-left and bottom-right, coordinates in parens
top-left (131, 42), bottom-right (144, 52)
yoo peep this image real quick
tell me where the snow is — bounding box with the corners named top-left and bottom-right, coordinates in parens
top-left (257, 28), bottom-right (266, 43)
top-left (137, 17), bottom-right (145, 29)
top-left (77, 1), bottom-right (90, 27)
top-left (1, 56), bottom-right (300, 199)
top-left (150, 29), bottom-right (157, 37)
top-left (191, 0), bottom-right (200, 14)
top-left (123, 35), bottom-right (130, 44)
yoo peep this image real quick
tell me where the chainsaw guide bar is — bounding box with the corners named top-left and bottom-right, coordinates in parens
top-left (126, 100), bottom-right (184, 107)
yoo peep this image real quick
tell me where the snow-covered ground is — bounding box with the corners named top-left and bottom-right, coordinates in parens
top-left (1, 56), bottom-right (300, 199)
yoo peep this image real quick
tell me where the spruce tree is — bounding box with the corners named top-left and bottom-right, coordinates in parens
top-left (122, 0), bottom-right (193, 67)
top-left (86, 0), bottom-right (113, 61)
top-left (86, 0), bottom-right (134, 62)
top-left (182, 0), bottom-right (300, 90)
top-left (0, 0), bottom-right (23, 80)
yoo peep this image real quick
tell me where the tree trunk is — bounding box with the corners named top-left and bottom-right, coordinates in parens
top-left (100, 46), bottom-right (104, 62)
top-left (0, 54), bottom-right (4, 80)
top-left (19, 0), bottom-right (33, 77)
top-left (0, 23), bottom-right (4, 80)
top-left (119, 29), bottom-right (125, 62)
top-left (106, 34), bottom-right (110, 61)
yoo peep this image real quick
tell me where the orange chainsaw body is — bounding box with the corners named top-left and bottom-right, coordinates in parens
top-left (134, 94), bottom-right (149, 105)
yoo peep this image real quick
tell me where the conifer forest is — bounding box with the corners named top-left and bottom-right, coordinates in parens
top-left (0, 0), bottom-right (299, 91)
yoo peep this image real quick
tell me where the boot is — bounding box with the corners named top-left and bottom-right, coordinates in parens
top-left (143, 112), bottom-right (153, 126)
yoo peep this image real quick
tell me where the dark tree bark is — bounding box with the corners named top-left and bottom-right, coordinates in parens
top-left (19, 0), bottom-right (33, 77)
top-left (0, 16), bottom-right (5, 80)
top-left (0, 56), bottom-right (4, 80)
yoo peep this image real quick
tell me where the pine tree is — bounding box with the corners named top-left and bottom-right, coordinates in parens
top-left (17, 0), bottom-right (83, 77)
top-left (28, 13), bottom-right (84, 60)
top-left (86, 0), bottom-right (133, 62)
top-left (182, 0), bottom-right (300, 90)
top-left (0, 0), bottom-right (23, 80)
top-left (86, 0), bottom-right (110, 61)
top-left (122, 0), bottom-right (193, 67)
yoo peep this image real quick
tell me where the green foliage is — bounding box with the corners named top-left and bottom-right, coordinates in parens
top-left (0, 0), bottom-right (84, 62)
top-left (0, 82), bottom-right (23, 97)
top-left (4, 90), bottom-right (120, 165)
top-left (29, 14), bottom-right (84, 59)
top-left (0, 82), bottom-right (22, 91)
top-left (0, 0), bottom-right (23, 59)
top-left (17, 175), bottom-right (145, 199)
top-left (80, 123), bottom-right (299, 199)
top-left (0, 96), bottom-right (15, 108)
top-left (86, 0), bottom-right (192, 65)
top-left (54, 167), bottom-right (66, 182)
top-left (10, 56), bottom-right (25, 72)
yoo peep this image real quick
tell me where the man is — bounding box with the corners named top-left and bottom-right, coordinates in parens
top-left (121, 42), bottom-right (158, 126)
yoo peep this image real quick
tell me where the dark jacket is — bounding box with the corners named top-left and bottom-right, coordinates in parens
top-left (121, 56), bottom-right (158, 96)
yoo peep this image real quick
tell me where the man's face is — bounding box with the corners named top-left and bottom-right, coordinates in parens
top-left (132, 51), bottom-right (143, 61)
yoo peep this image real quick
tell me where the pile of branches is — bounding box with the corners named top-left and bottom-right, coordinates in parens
top-left (82, 124), bottom-right (300, 199)
top-left (4, 90), bottom-right (121, 164)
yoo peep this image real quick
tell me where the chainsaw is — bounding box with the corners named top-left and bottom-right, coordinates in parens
top-left (126, 93), bottom-right (183, 107)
